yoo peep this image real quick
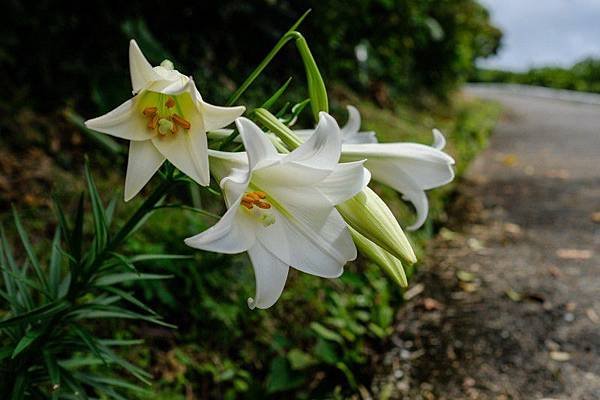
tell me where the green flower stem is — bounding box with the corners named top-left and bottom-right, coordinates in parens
top-left (225, 10), bottom-right (311, 107)
top-left (253, 108), bottom-right (303, 149)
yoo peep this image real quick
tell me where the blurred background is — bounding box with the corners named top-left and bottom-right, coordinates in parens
top-left (1, 1), bottom-right (598, 399)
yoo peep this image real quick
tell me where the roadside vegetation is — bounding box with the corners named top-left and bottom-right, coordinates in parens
top-left (1, 1), bottom-right (502, 398)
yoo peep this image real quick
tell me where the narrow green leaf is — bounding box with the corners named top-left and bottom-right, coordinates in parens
top-left (11, 372), bottom-right (27, 400)
top-left (72, 325), bottom-right (106, 364)
top-left (99, 339), bottom-right (144, 347)
top-left (12, 205), bottom-right (49, 292)
top-left (0, 225), bottom-right (17, 302)
top-left (129, 254), bottom-right (192, 263)
top-left (0, 346), bottom-right (13, 360)
top-left (105, 195), bottom-right (119, 228)
top-left (51, 193), bottom-right (71, 240)
top-left (72, 193), bottom-right (85, 263)
top-left (107, 252), bottom-right (138, 274)
top-left (43, 350), bottom-right (61, 390)
top-left (261, 77), bottom-right (293, 110)
top-left (93, 273), bottom-right (172, 286)
top-left (96, 345), bottom-right (152, 384)
top-left (78, 309), bottom-right (176, 328)
top-left (49, 229), bottom-right (63, 298)
top-left (12, 329), bottom-right (43, 358)
top-left (84, 161), bottom-right (108, 253)
top-left (102, 286), bottom-right (157, 315)
top-left (0, 301), bottom-right (69, 329)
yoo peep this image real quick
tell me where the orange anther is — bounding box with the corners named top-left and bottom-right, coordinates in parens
top-left (165, 97), bottom-right (176, 108)
top-left (242, 195), bottom-right (255, 203)
top-left (143, 107), bottom-right (157, 117)
top-left (247, 192), bottom-right (261, 201)
top-left (255, 191), bottom-right (267, 199)
top-left (241, 200), bottom-right (253, 209)
top-left (172, 114), bottom-right (191, 129)
top-left (147, 115), bottom-right (159, 129)
top-left (256, 201), bottom-right (271, 209)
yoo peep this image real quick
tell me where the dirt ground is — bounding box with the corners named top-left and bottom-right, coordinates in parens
top-left (373, 88), bottom-right (600, 399)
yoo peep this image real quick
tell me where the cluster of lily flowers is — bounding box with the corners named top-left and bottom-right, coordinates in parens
top-left (85, 40), bottom-right (455, 309)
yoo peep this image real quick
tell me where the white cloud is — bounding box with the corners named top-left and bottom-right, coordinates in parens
top-left (478, 0), bottom-right (600, 71)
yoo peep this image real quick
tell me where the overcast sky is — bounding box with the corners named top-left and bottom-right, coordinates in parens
top-left (477, 0), bottom-right (600, 71)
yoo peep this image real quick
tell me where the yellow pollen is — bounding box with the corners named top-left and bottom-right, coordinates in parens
top-left (256, 201), bottom-right (271, 209)
top-left (172, 114), bottom-right (191, 129)
top-left (240, 191), bottom-right (273, 210)
top-left (143, 107), bottom-right (157, 117)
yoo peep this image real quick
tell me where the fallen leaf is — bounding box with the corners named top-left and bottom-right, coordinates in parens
top-left (549, 351), bottom-right (571, 362)
top-left (502, 154), bottom-right (518, 166)
top-left (586, 308), bottom-right (600, 324)
top-left (457, 270), bottom-right (476, 282)
top-left (505, 289), bottom-right (522, 302)
top-left (423, 298), bottom-right (443, 311)
top-left (545, 169), bottom-right (569, 179)
top-left (547, 265), bottom-right (562, 278)
top-left (403, 283), bottom-right (424, 301)
top-left (556, 249), bottom-right (593, 260)
top-left (467, 238), bottom-right (484, 251)
top-left (592, 212), bottom-right (600, 224)
top-left (504, 222), bottom-right (522, 236)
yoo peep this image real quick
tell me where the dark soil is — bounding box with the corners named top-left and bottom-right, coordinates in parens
top-left (373, 89), bottom-right (600, 400)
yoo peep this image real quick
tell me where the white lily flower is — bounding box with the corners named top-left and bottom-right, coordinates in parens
top-left (298, 106), bottom-right (454, 230)
top-left (296, 105), bottom-right (377, 144)
top-left (342, 129), bottom-right (454, 230)
top-left (84, 40), bottom-right (245, 201)
top-left (185, 113), bottom-right (370, 309)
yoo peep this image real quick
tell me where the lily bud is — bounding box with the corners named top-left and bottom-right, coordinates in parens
top-left (294, 33), bottom-right (328, 122)
top-left (337, 187), bottom-right (417, 265)
top-left (349, 227), bottom-right (408, 288)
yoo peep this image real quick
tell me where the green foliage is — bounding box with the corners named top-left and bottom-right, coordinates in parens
top-left (1, 0), bottom-right (500, 121)
top-left (472, 57), bottom-right (600, 93)
top-left (0, 164), bottom-right (182, 399)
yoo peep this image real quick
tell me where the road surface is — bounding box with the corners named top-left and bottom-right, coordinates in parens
top-left (374, 86), bottom-right (600, 399)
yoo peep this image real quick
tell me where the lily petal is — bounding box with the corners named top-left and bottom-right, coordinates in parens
top-left (84, 97), bottom-right (150, 141)
top-left (401, 188), bottom-right (430, 231)
top-left (184, 196), bottom-right (255, 253)
top-left (235, 117), bottom-right (280, 170)
top-left (342, 143), bottom-right (455, 189)
top-left (361, 158), bottom-right (444, 230)
top-left (129, 40), bottom-right (162, 94)
top-left (152, 129), bottom-right (210, 186)
top-left (258, 187), bottom-right (353, 277)
top-left (432, 128), bottom-right (446, 150)
top-left (124, 140), bottom-right (165, 201)
top-left (285, 112), bottom-right (342, 171)
top-left (201, 100), bottom-right (246, 131)
top-left (246, 243), bottom-right (290, 309)
top-left (316, 160), bottom-right (371, 205)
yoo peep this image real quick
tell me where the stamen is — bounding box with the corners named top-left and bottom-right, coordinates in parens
top-left (165, 97), bottom-right (175, 108)
top-left (256, 201), bottom-right (271, 209)
top-left (242, 195), bottom-right (256, 203)
top-left (143, 107), bottom-right (158, 117)
top-left (255, 191), bottom-right (267, 199)
top-left (241, 200), bottom-right (253, 209)
top-left (247, 192), bottom-right (261, 201)
top-left (172, 114), bottom-right (191, 129)
top-left (148, 115), bottom-right (159, 129)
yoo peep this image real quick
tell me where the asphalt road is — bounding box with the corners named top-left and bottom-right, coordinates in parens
top-left (374, 86), bottom-right (600, 399)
